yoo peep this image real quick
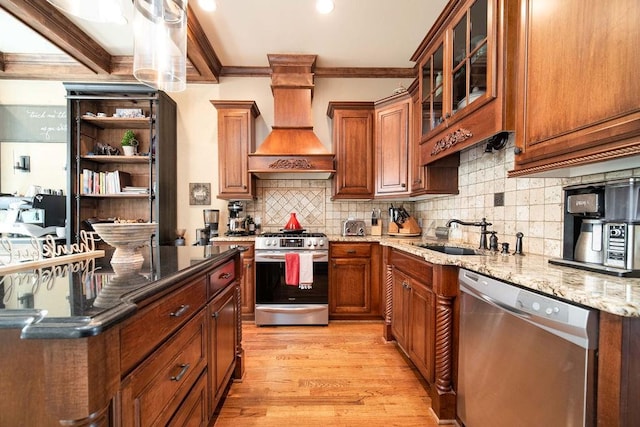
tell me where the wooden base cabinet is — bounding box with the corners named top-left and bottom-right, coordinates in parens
top-left (119, 311), bottom-right (208, 427)
top-left (329, 242), bottom-right (381, 320)
top-left (208, 284), bottom-right (238, 416)
top-left (385, 247), bottom-right (458, 421)
top-left (390, 257), bottom-right (435, 383)
top-left (213, 241), bottom-right (255, 320)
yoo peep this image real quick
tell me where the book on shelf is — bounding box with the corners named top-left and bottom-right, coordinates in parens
top-left (81, 170), bottom-right (132, 195)
top-left (122, 186), bottom-right (149, 194)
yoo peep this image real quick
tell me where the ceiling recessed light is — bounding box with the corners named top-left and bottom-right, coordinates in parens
top-left (316, 0), bottom-right (334, 14)
top-left (199, 0), bottom-right (217, 12)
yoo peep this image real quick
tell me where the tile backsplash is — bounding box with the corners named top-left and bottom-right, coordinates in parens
top-left (243, 136), bottom-right (640, 257)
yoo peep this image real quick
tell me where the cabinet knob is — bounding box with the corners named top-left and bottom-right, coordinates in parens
top-left (445, 113), bottom-right (451, 119)
top-left (514, 147), bottom-right (523, 155)
top-left (401, 183), bottom-right (406, 188)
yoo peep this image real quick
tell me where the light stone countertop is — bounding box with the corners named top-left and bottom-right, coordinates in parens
top-left (212, 234), bottom-right (640, 317)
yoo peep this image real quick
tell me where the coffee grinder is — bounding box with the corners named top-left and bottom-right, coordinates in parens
top-left (203, 209), bottom-right (219, 239)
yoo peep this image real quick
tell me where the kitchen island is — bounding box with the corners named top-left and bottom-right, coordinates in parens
top-left (0, 244), bottom-right (243, 426)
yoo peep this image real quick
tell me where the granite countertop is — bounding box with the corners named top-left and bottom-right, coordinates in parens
top-left (213, 234), bottom-right (640, 317)
top-left (0, 245), bottom-right (241, 338)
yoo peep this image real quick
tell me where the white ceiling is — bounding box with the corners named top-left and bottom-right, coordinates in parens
top-left (0, 0), bottom-right (449, 69)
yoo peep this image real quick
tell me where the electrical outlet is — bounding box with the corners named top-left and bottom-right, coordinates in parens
top-left (494, 192), bottom-right (505, 207)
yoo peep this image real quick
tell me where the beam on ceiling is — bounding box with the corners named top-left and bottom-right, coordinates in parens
top-left (0, 0), bottom-right (112, 74)
top-left (186, 4), bottom-right (221, 82)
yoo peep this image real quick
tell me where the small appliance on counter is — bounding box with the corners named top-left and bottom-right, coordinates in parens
top-left (203, 209), bottom-right (219, 238)
top-left (388, 205), bottom-right (422, 236)
top-left (342, 219), bottom-right (366, 236)
top-left (550, 178), bottom-right (640, 277)
top-left (226, 201), bottom-right (247, 236)
top-left (194, 209), bottom-right (220, 245)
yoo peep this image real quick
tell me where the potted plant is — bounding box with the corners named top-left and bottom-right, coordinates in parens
top-left (121, 130), bottom-right (138, 156)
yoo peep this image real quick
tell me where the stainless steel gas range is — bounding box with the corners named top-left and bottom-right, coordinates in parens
top-left (254, 232), bottom-right (328, 326)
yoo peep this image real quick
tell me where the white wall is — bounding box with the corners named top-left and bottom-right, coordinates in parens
top-left (0, 77), bottom-right (410, 242)
top-left (0, 81), bottom-right (67, 195)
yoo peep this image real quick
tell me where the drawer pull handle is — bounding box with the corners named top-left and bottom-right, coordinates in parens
top-left (170, 363), bottom-right (190, 382)
top-left (219, 272), bottom-right (232, 280)
top-left (346, 250), bottom-right (356, 254)
top-left (170, 304), bottom-right (190, 317)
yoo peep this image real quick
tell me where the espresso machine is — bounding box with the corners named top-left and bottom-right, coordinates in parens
top-left (226, 201), bottom-right (246, 235)
top-left (550, 179), bottom-right (640, 277)
top-left (602, 178), bottom-right (640, 273)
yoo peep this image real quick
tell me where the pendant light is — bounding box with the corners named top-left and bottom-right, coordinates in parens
top-left (133, 0), bottom-right (188, 92)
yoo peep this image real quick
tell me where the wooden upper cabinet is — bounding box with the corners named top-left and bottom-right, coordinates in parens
top-left (414, 0), bottom-right (517, 165)
top-left (375, 92), bottom-right (411, 197)
top-left (327, 102), bottom-right (375, 199)
top-left (211, 101), bottom-right (260, 200)
top-left (510, 0), bottom-right (640, 176)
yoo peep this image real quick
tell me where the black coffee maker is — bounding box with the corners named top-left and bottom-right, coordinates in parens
top-left (226, 201), bottom-right (246, 235)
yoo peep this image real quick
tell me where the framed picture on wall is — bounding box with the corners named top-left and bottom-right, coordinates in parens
top-left (189, 183), bottom-right (211, 205)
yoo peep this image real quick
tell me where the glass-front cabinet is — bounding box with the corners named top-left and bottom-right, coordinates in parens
top-left (421, 42), bottom-right (444, 135)
top-left (451, 0), bottom-right (488, 116)
top-left (414, 0), bottom-right (515, 164)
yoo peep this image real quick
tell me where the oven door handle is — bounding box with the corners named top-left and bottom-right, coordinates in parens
top-left (257, 254), bottom-right (327, 261)
top-left (258, 306), bottom-right (327, 314)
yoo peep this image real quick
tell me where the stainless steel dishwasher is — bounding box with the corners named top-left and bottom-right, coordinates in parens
top-left (457, 269), bottom-right (599, 427)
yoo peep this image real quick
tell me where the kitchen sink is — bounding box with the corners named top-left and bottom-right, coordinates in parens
top-left (416, 244), bottom-right (481, 255)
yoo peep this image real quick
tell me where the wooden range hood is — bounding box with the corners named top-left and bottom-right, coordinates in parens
top-left (248, 54), bottom-right (335, 179)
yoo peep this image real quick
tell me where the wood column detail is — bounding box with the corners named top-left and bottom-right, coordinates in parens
top-left (383, 262), bottom-right (394, 341)
top-left (434, 294), bottom-right (454, 393)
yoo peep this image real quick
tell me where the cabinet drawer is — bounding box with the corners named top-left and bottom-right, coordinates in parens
top-left (120, 276), bottom-right (207, 374)
top-left (331, 243), bottom-right (372, 258)
top-left (168, 370), bottom-right (208, 427)
top-left (120, 311), bottom-right (207, 427)
top-left (390, 249), bottom-right (433, 286)
top-left (208, 259), bottom-right (236, 297)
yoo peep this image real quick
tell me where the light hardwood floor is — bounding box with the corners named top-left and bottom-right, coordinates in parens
top-left (213, 321), bottom-right (441, 426)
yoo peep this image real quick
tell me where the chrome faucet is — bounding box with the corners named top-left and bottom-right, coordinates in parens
top-left (446, 218), bottom-right (493, 250)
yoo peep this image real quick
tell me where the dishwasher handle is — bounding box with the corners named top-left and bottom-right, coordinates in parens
top-left (459, 269), bottom-right (599, 350)
top-left (460, 279), bottom-right (531, 319)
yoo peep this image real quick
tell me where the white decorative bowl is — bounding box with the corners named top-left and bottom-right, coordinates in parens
top-left (91, 222), bottom-right (157, 270)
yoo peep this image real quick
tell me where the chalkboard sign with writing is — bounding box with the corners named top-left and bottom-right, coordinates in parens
top-left (0, 105), bottom-right (67, 143)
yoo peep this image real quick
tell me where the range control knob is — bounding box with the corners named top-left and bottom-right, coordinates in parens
top-left (318, 239), bottom-right (325, 247)
top-left (307, 240), bottom-right (313, 247)
top-left (532, 302), bottom-right (541, 311)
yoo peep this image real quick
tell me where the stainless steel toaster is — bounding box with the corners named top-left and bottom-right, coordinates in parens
top-left (343, 219), bottom-right (366, 236)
